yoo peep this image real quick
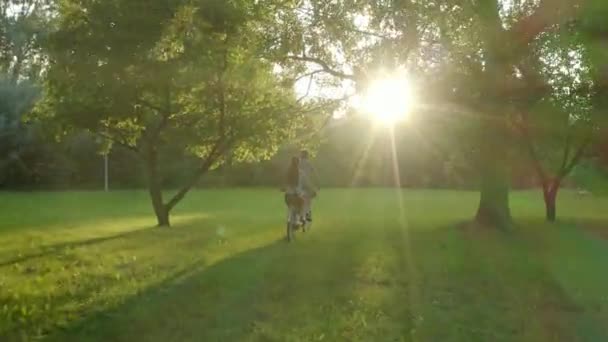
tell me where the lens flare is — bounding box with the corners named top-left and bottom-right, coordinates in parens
top-left (361, 76), bottom-right (414, 125)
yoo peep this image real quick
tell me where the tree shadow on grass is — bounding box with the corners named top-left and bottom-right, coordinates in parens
top-left (39, 222), bottom-right (455, 341)
top-left (0, 227), bottom-right (154, 268)
top-left (394, 223), bottom-right (608, 341)
top-left (9, 217), bottom-right (608, 342)
top-left (42, 228), bottom-right (387, 342)
top-left (42, 241), bottom-right (282, 342)
top-left (0, 215), bottom-right (225, 341)
top-left (48, 221), bottom-right (606, 342)
top-left (0, 214), bottom-right (211, 268)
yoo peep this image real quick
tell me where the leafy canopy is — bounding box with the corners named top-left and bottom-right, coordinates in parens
top-left (39, 0), bottom-right (312, 167)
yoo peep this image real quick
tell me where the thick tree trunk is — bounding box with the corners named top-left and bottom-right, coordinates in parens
top-left (145, 148), bottom-right (171, 227)
top-left (150, 182), bottom-right (170, 227)
top-left (476, 161), bottom-right (511, 227)
top-left (475, 114), bottom-right (512, 228)
top-left (544, 191), bottom-right (556, 222)
top-left (543, 180), bottom-right (560, 223)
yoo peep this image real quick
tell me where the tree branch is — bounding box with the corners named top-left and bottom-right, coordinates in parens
top-left (165, 139), bottom-right (229, 212)
top-left (509, 0), bottom-right (583, 48)
top-left (560, 137), bottom-right (591, 178)
top-left (285, 55), bottom-right (356, 80)
top-left (137, 98), bottom-right (164, 114)
top-left (558, 131), bottom-right (572, 174)
top-left (165, 48), bottom-right (231, 212)
top-left (296, 73), bottom-right (315, 103)
top-left (294, 69), bottom-right (326, 83)
top-left (516, 113), bottom-right (549, 184)
top-left (95, 130), bottom-right (139, 153)
top-left (141, 82), bottom-right (173, 146)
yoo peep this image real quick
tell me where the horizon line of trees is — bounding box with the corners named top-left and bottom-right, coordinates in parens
top-left (2, 0), bottom-right (608, 226)
top-left (3, 116), bottom-right (607, 192)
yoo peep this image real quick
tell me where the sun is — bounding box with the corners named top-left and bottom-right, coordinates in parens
top-left (361, 76), bottom-right (415, 125)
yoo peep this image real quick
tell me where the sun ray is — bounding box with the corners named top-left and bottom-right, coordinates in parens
top-left (388, 128), bottom-right (421, 337)
top-left (349, 129), bottom-right (378, 187)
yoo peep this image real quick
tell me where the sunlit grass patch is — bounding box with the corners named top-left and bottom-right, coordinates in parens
top-left (1, 189), bottom-right (607, 341)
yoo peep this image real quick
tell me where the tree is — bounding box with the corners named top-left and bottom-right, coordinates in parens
top-left (515, 28), bottom-right (596, 222)
top-left (38, 0), bottom-right (313, 226)
top-left (580, 0), bottom-right (608, 170)
top-left (0, 0), bottom-right (51, 83)
top-left (1, 0), bottom-right (53, 188)
top-left (0, 77), bottom-right (40, 186)
top-left (268, 0), bottom-right (582, 227)
top-left (418, 0), bottom-right (583, 227)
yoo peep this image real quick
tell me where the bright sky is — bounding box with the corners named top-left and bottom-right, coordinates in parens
top-left (291, 0), bottom-right (578, 122)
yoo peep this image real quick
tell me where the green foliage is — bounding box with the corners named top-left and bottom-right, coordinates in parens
top-left (34, 0), bottom-right (327, 223)
top-left (0, 77), bottom-right (43, 187)
top-left (40, 0), bottom-right (309, 164)
top-left (0, 0), bottom-right (60, 188)
top-left (263, 0), bottom-right (596, 226)
top-left (0, 113), bottom-right (548, 190)
top-left (0, 0), bottom-right (52, 82)
top-left (520, 26), bottom-right (595, 175)
top-left (571, 161), bottom-right (608, 195)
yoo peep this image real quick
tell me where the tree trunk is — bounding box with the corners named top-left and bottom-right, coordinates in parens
top-left (543, 180), bottom-right (560, 223)
top-left (476, 161), bottom-right (511, 227)
top-left (150, 182), bottom-right (170, 227)
top-left (475, 111), bottom-right (512, 228)
top-left (145, 148), bottom-right (171, 227)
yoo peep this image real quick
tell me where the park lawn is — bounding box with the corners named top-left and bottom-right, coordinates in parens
top-left (1, 189), bottom-right (608, 341)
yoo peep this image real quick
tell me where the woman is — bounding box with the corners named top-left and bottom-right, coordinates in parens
top-left (284, 156), bottom-right (304, 239)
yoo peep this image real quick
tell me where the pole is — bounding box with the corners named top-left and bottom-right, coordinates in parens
top-left (104, 153), bottom-right (109, 192)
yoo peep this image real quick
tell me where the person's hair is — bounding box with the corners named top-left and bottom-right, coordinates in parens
top-left (286, 156), bottom-right (300, 187)
top-left (300, 150), bottom-right (309, 159)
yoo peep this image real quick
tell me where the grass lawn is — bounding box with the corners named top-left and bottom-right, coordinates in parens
top-left (1, 189), bottom-right (608, 341)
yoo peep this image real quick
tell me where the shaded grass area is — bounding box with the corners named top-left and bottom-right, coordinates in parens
top-left (0, 189), bottom-right (607, 341)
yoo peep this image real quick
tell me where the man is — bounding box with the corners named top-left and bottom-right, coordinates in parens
top-left (298, 150), bottom-right (319, 227)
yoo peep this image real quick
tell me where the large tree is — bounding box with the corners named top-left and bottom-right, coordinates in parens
top-left (38, 0), bottom-right (315, 226)
top-left (268, 0), bottom-right (582, 227)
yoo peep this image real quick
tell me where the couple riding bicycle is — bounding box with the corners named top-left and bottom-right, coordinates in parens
top-left (284, 150), bottom-right (319, 241)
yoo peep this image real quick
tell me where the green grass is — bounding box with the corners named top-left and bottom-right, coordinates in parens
top-left (1, 189), bottom-right (608, 341)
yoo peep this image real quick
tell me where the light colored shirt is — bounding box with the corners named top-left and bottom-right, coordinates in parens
top-left (299, 158), bottom-right (317, 195)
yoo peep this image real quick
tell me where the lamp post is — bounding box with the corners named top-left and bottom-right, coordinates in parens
top-left (96, 133), bottom-right (110, 192)
top-left (104, 153), bottom-right (109, 192)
